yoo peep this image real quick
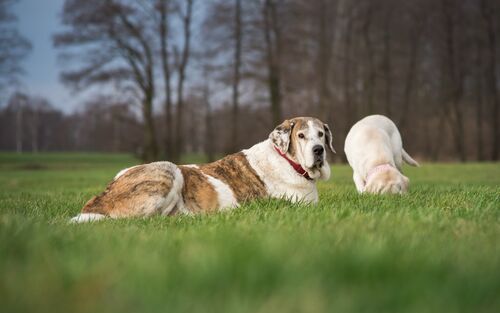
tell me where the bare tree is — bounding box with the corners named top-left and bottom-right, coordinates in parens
top-left (203, 0), bottom-right (248, 153)
top-left (158, 0), bottom-right (174, 159)
top-left (7, 92), bottom-right (28, 153)
top-left (398, 2), bottom-right (425, 133)
top-left (382, 2), bottom-right (394, 117)
top-left (360, 0), bottom-right (375, 115)
top-left (173, 0), bottom-right (193, 162)
top-left (229, 0), bottom-right (242, 153)
top-left (342, 1), bottom-right (355, 132)
top-left (316, 0), bottom-right (338, 120)
top-left (262, 0), bottom-right (282, 125)
top-left (474, 33), bottom-right (485, 161)
top-left (440, 0), bottom-right (467, 161)
top-left (199, 63), bottom-right (215, 162)
top-left (480, 0), bottom-right (499, 160)
top-left (54, 0), bottom-right (159, 161)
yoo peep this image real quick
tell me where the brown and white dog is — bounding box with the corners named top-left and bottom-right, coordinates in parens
top-left (71, 117), bottom-right (335, 222)
top-left (344, 115), bottom-right (419, 194)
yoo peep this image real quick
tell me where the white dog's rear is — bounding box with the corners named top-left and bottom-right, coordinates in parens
top-left (344, 115), bottom-right (419, 194)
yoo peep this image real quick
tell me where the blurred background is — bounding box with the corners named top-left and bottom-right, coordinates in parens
top-left (0, 0), bottom-right (499, 163)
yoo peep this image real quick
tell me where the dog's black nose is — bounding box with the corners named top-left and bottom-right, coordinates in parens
top-left (313, 145), bottom-right (324, 156)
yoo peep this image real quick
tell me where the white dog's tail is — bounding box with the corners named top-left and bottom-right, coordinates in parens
top-left (70, 213), bottom-right (106, 223)
top-left (402, 149), bottom-right (419, 167)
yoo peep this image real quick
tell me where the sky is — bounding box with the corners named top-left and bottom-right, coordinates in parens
top-left (14, 0), bottom-right (83, 112)
top-left (12, 0), bottom-right (210, 114)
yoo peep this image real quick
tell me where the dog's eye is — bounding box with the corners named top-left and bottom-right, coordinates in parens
top-left (298, 133), bottom-right (305, 139)
top-left (318, 131), bottom-right (324, 137)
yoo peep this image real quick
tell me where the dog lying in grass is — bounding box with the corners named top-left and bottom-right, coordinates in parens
top-left (344, 115), bottom-right (419, 194)
top-left (71, 117), bottom-right (335, 223)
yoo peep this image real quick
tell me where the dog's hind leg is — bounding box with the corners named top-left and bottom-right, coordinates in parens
top-left (70, 213), bottom-right (106, 223)
top-left (71, 162), bottom-right (183, 222)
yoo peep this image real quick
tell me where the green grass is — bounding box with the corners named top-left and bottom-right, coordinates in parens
top-left (1, 152), bottom-right (499, 313)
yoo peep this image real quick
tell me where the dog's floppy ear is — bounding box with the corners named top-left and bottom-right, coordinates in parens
top-left (323, 123), bottom-right (336, 153)
top-left (269, 119), bottom-right (295, 154)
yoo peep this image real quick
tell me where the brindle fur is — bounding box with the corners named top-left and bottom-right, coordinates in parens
top-left (82, 163), bottom-right (174, 218)
top-left (199, 152), bottom-right (267, 203)
top-left (80, 153), bottom-right (267, 217)
top-left (178, 166), bottom-right (219, 213)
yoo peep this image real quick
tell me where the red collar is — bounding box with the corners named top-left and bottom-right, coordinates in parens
top-left (274, 146), bottom-right (313, 181)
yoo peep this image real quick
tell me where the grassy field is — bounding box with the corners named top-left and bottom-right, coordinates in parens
top-left (0, 152), bottom-right (499, 313)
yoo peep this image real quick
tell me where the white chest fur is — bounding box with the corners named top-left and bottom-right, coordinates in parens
top-left (243, 140), bottom-right (319, 203)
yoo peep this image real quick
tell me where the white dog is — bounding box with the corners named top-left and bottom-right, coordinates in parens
top-left (344, 115), bottom-right (419, 194)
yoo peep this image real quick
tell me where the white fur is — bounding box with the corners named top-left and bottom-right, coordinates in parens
top-left (71, 162), bottom-right (187, 223)
top-left (70, 213), bottom-right (106, 223)
top-left (156, 163), bottom-right (188, 215)
top-left (114, 165), bottom-right (139, 180)
top-left (303, 120), bottom-right (325, 169)
top-left (203, 174), bottom-right (239, 210)
top-left (289, 121), bottom-right (331, 180)
top-left (344, 115), bottom-right (418, 193)
top-left (244, 139), bottom-right (320, 203)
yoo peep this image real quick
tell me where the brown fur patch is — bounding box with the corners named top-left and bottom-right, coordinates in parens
top-left (199, 152), bottom-right (267, 203)
top-left (178, 166), bottom-right (219, 213)
top-left (288, 118), bottom-right (306, 159)
top-left (82, 163), bottom-right (175, 218)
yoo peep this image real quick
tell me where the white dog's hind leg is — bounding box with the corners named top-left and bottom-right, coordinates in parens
top-left (353, 173), bottom-right (365, 193)
top-left (70, 213), bottom-right (106, 223)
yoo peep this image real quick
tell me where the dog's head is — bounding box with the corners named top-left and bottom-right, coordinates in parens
top-left (269, 117), bottom-right (335, 180)
top-left (364, 168), bottom-right (409, 194)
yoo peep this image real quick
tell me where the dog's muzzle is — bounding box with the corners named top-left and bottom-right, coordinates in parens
top-left (312, 145), bottom-right (324, 167)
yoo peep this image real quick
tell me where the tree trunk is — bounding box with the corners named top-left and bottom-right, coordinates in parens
top-left (143, 89), bottom-right (158, 162)
top-left (113, 8), bottom-right (159, 162)
top-left (203, 68), bottom-right (215, 162)
top-left (31, 108), bottom-right (38, 153)
top-left (481, 0), bottom-right (499, 160)
top-left (16, 106), bottom-right (23, 153)
top-left (383, 8), bottom-right (393, 117)
top-left (316, 0), bottom-right (336, 119)
top-left (399, 19), bottom-right (421, 134)
top-left (342, 6), bottom-right (354, 163)
top-left (442, 0), bottom-right (466, 161)
top-left (475, 39), bottom-right (485, 161)
top-left (263, 0), bottom-right (282, 126)
top-left (228, 0), bottom-right (242, 153)
top-left (361, 2), bottom-right (375, 115)
top-left (174, 0), bottom-right (193, 163)
top-left (159, 0), bottom-right (174, 160)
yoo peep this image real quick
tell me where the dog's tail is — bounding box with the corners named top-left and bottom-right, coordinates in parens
top-left (70, 213), bottom-right (107, 224)
top-left (402, 149), bottom-right (419, 167)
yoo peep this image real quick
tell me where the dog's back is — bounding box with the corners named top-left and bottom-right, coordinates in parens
top-left (345, 115), bottom-right (396, 170)
top-left (345, 115), bottom-right (417, 171)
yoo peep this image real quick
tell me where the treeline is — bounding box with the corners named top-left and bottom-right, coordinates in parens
top-left (0, 92), bottom-right (142, 154)
top-left (1, 0), bottom-right (500, 162)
